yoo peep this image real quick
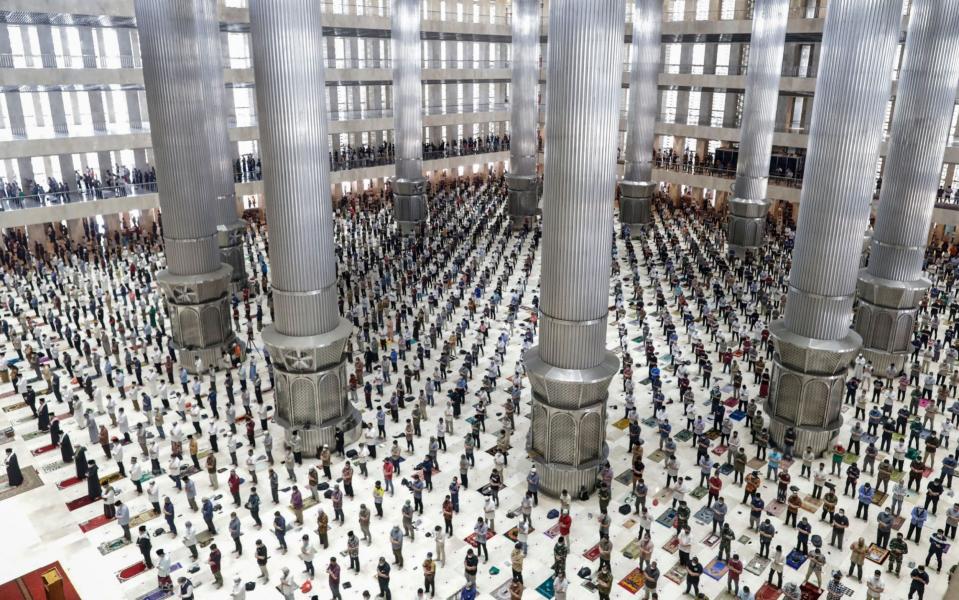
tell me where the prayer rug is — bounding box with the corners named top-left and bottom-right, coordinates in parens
top-left (57, 475), bottom-right (83, 490)
top-left (706, 430), bottom-right (721, 440)
top-left (744, 555), bottom-right (771, 576)
top-left (785, 549), bottom-right (807, 569)
top-left (29, 443), bottom-right (57, 456)
top-left (543, 523), bottom-right (562, 539)
top-left (642, 417), bottom-right (657, 428)
top-left (662, 536), bottom-right (679, 554)
top-left (690, 485), bottom-right (708, 499)
top-left (79, 514), bottom-right (114, 533)
top-left (747, 458), bottom-right (766, 470)
top-left (755, 582), bottom-right (783, 600)
top-left (2, 401), bottom-right (27, 412)
top-left (40, 461), bottom-right (67, 474)
top-left (799, 582), bottom-right (823, 600)
top-left (128, 509), bottom-right (159, 529)
top-left (652, 488), bottom-right (673, 505)
top-left (674, 430), bottom-right (693, 442)
top-left (738, 535), bottom-right (752, 545)
top-left (889, 470), bottom-right (905, 482)
top-left (724, 397), bottom-right (739, 408)
top-left (705, 557), bottom-right (728, 580)
top-left (621, 538), bottom-right (643, 559)
top-left (100, 472), bottom-right (123, 486)
top-left (464, 529), bottom-right (495, 548)
top-left (20, 430), bottom-right (46, 441)
top-left (612, 418), bottom-right (630, 430)
top-left (622, 518), bottom-right (636, 529)
top-left (535, 576), bottom-right (555, 599)
top-left (719, 463), bottom-right (735, 475)
top-left (663, 562), bottom-right (687, 584)
top-left (843, 453), bottom-right (859, 465)
top-left (871, 491), bottom-right (888, 506)
top-left (865, 543), bottom-right (889, 565)
top-left (503, 525), bottom-right (534, 542)
top-left (712, 444), bottom-right (728, 456)
top-left (765, 500), bottom-right (786, 518)
top-left (582, 543), bottom-right (601, 561)
top-left (693, 506), bottom-right (713, 525)
top-left (648, 449), bottom-right (666, 463)
top-left (0, 466), bottom-right (41, 499)
top-left (117, 561), bottom-right (180, 584)
top-left (702, 532), bottom-right (720, 547)
top-left (98, 536), bottom-right (132, 556)
top-left (614, 470), bottom-right (633, 486)
top-left (617, 567), bottom-right (645, 594)
top-left (891, 515), bottom-right (905, 530)
top-left (66, 495), bottom-right (98, 511)
top-left (655, 507), bottom-right (677, 528)
top-left (730, 410), bottom-right (746, 421)
top-left (288, 496), bottom-right (319, 512)
top-left (801, 495), bottom-right (823, 512)
top-left (490, 578), bottom-right (512, 600)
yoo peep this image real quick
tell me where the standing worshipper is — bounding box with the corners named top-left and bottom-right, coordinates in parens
top-left (60, 430), bottom-right (74, 463)
top-left (86, 459), bottom-right (102, 500)
top-left (4, 448), bottom-right (23, 487)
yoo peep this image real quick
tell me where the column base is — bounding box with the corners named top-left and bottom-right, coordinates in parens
top-left (157, 266), bottom-right (239, 374)
top-left (506, 174), bottom-right (539, 228)
top-left (393, 177), bottom-right (427, 235)
top-left (262, 319), bottom-right (360, 454)
top-left (854, 270), bottom-right (927, 374)
top-left (524, 346), bottom-right (619, 497)
top-left (766, 321), bottom-right (860, 454)
top-left (727, 197), bottom-right (768, 254)
top-left (217, 219), bottom-right (248, 292)
top-left (620, 180), bottom-right (654, 235)
top-left (529, 445), bottom-right (609, 498)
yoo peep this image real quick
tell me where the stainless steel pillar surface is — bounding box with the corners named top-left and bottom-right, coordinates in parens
top-left (506, 0), bottom-right (539, 228)
top-left (619, 0), bottom-right (662, 235)
top-left (767, 0), bottom-right (903, 454)
top-left (135, 0), bottom-right (237, 374)
top-left (391, 0), bottom-right (427, 234)
top-left (197, 0), bottom-right (248, 291)
top-left (854, 0), bottom-right (959, 372)
top-left (525, 0), bottom-right (624, 496)
top-left (727, 0), bottom-right (789, 253)
top-left (249, 0), bottom-right (360, 453)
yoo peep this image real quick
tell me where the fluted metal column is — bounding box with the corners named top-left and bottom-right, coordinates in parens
top-left (196, 0), bottom-right (248, 292)
top-left (767, 0), bottom-right (902, 454)
top-left (727, 0), bottom-right (789, 253)
top-left (855, 0), bottom-right (959, 372)
top-left (506, 0), bottom-right (540, 228)
top-left (619, 0), bottom-right (662, 235)
top-left (250, 0), bottom-right (360, 453)
top-left (524, 0), bottom-right (624, 496)
top-left (391, 0), bottom-right (427, 235)
top-left (135, 0), bottom-right (238, 374)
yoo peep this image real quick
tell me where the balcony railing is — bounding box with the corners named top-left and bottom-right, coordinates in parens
top-left (0, 142), bottom-right (510, 212)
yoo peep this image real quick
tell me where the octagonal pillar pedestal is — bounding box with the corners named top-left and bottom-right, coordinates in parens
top-left (217, 219), bottom-right (248, 293)
top-left (393, 177), bottom-right (427, 235)
top-left (262, 318), bottom-right (361, 454)
top-left (766, 321), bottom-right (861, 454)
top-left (524, 346), bottom-right (619, 496)
top-left (507, 173), bottom-right (539, 229)
top-left (620, 180), bottom-right (655, 236)
top-left (854, 271), bottom-right (929, 375)
top-left (157, 264), bottom-right (240, 374)
top-left (727, 196), bottom-right (769, 255)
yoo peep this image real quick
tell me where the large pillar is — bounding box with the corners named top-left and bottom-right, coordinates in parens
top-left (855, 0), bottom-right (959, 372)
top-left (197, 0), bottom-right (248, 292)
top-left (766, 0), bottom-right (902, 453)
top-left (726, 0), bottom-right (789, 254)
top-left (620, 0), bottom-right (662, 234)
top-left (505, 0), bottom-right (539, 228)
top-left (249, 0), bottom-right (360, 453)
top-left (135, 0), bottom-right (238, 374)
top-left (525, 0), bottom-right (623, 496)
top-left (391, 0), bottom-right (427, 235)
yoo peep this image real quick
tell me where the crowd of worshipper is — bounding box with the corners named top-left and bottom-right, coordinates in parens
top-left (1, 174), bottom-right (958, 600)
